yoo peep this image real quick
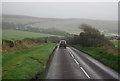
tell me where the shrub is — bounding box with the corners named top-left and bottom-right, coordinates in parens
top-left (70, 24), bottom-right (114, 47)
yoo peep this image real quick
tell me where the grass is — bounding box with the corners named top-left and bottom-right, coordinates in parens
top-left (2, 29), bottom-right (62, 41)
top-left (0, 29), bottom-right (1, 80)
top-left (2, 43), bottom-right (56, 79)
top-left (111, 40), bottom-right (120, 48)
top-left (71, 45), bottom-right (120, 73)
top-left (0, 29), bottom-right (2, 44)
top-left (3, 17), bottom-right (42, 24)
top-left (0, 55), bottom-right (1, 80)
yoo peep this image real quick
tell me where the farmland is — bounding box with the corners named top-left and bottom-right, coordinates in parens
top-left (2, 29), bottom-right (62, 41)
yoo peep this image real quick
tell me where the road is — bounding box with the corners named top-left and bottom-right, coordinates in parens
top-left (45, 47), bottom-right (119, 80)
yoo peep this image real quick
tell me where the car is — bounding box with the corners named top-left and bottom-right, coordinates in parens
top-left (59, 40), bottom-right (67, 48)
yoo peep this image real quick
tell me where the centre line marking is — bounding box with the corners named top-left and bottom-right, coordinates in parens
top-left (80, 67), bottom-right (90, 78)
top-left (74, 59), bottom-right (79, 65)
top-left (71, 54), bottom-right (74, 58)
top-left (69, 51), bottom-right (74, 58)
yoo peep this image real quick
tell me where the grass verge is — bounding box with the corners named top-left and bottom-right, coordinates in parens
top-left (3, 43), bottom-right (56, 79)
top-left (71, 45), bottom-right (120, 73)
top-left (111, 40), bottom-right (120, 48)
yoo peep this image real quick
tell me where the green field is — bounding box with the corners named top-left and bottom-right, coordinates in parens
top-left (2, 29), bottom-right (62, 41)
top-left (3, 17), bottom-right (42, 24)
top-left (71, 45), bottom-right (120, 73)
top-left (0, 55), bottom-right (1, 80)
top-left (3, 43), bottom-right (56, 79)
top-left (111, 40), bottom-right (120, 48)
top-left (0, 30), bottom-right (1, 80)
top-left (0, 29), bottom-right (2, 43)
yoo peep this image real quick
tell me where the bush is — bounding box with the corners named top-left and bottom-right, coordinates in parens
top-left (70, 24), bottom-right (114, 47)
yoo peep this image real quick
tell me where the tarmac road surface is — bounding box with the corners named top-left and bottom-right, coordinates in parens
top-left (45, 47), bottom-right (119, 80)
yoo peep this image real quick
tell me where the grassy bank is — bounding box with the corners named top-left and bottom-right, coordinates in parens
top-left (2, 29), bottom-right (62, 41)
top-left (3, 43), bottom-right (56, 79)
top-left (0, 29), bottom-right (1, 37)
top-left (71, 45), bottom-right (120, 73)
top-left (111, 40), bottom-right (120, 48)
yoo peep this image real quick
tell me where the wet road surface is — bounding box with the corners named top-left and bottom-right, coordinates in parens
top-left (45, 47), bottom-right (119, 80)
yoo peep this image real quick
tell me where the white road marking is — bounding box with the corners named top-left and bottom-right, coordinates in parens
top-left (69, 50), bottom-right (79, 64)
top-left (71, 54), bottom-right (74, 59)
top-left (68, 50), bottom-right (75, 59)
top-left (74, 59), bottom-right (79, 65)
top-left (68, 48), bottom-right (90, 79)
top-left (80, 67), bottom-right (90, 78)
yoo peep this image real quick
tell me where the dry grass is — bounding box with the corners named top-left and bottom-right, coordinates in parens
top-left (101, 46), bottom-right (119, 55)
top-left (2, 39), bottom-right (44, 53)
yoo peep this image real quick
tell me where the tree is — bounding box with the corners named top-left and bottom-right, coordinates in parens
top-left (71, 24), bottom-right (114, 47)
top-left (80, 24), bottom-right (100, 35)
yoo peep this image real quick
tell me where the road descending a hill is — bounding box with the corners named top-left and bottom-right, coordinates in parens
top-left (45, 47), bottom-right (119, 80)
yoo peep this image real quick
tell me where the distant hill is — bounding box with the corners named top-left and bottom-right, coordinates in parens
top-left (2, 14), bottom-right (118, 35)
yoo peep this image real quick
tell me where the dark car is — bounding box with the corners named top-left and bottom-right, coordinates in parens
top-left (59, 40), bottom-right (67, 48)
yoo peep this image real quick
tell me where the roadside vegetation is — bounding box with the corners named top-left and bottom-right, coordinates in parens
top-left (68, 24), bottom-right (119, 73)
top-left (68, 24), bottom-right (114, 47)
top-left (3, 43), bottom-right (55, 79)
top-left (2, 38), bottom-right (44, 53)
top-left (111, 40), bottom-right (120, 48)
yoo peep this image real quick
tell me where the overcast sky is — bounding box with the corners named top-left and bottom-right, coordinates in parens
top-left (2, 2), bottom-right (118, 20)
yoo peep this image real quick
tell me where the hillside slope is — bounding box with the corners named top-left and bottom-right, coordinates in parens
top-left (2, 15), bottom-right (118, 34)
